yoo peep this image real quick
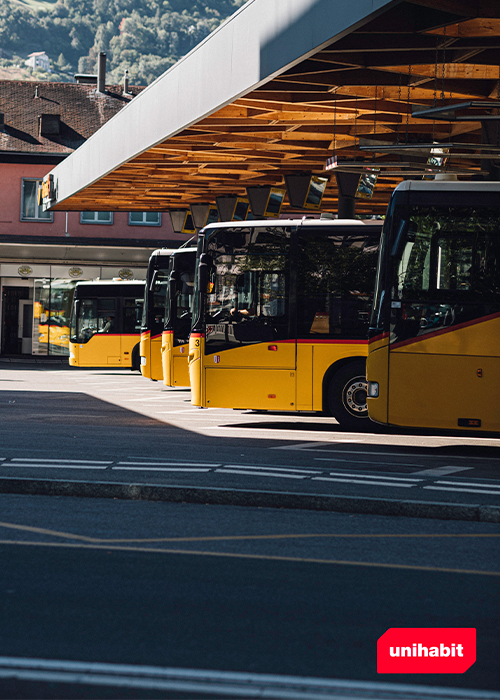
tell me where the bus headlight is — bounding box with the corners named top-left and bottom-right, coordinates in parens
top-left (367, 381), bottom-right (379, 398)
top-left (140, 356), bottom-right (146, 366)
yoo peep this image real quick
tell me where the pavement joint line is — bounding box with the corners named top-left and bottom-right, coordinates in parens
top-left (0, 476), bottom-right (499, 522)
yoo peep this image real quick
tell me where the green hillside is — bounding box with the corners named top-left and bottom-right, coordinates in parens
top-left (0, 0), bottom-right (248, 85)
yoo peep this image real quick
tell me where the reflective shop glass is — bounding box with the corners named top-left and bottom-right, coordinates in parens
top-left (33, 279), bottom-right (77, 355)
top-left (21, 180), bottom-right (52, 221)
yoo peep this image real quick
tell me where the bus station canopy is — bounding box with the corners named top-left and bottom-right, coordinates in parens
top-left (47, 0), bottom-right (500, 216)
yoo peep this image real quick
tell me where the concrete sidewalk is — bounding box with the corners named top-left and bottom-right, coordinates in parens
top-left (1, 476), bottom-right (499, 522)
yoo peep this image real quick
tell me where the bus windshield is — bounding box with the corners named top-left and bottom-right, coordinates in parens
top-left (387, 205), bottom-right (500, 343)
top-left (165, 249), bottom-right (197, 345)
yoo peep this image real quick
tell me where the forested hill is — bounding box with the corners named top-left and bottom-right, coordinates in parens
top-left (0, 0), bottom-right (248, 85)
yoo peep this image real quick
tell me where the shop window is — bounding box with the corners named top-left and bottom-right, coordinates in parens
top-left (21, 179), bottom-right (52, 222)
top-left (80, 211), bottom-right (113, 224)
top-left (129, 212), bottom-right (161, 226)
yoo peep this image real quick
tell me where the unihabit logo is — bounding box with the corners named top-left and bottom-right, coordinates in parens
top-left (377, 628), bottom-right (476, 674)
top-left (389, 643), bottom-right (464, 657)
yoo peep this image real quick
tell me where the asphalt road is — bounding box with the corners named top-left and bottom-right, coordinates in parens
top-left (0, 363), bottom-right (499, 510)
top-left (0, 361), bottom-right (499, 699)
top-left (0, 493), bottom-right (499, 699)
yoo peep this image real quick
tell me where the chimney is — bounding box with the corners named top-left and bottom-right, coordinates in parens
top-left (0, 113), bottom-right (4, 132)
top-left (123, 69), bottom-right (130, 95)
top-left (97, 52), bottom-right (106, 93)
top-left (39, 114), bottom-right (61, 137)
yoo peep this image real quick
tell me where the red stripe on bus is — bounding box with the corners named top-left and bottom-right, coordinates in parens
top-left (391, 311), bottom-right (500, 350)
top-left (369, 332), bottom-right (389, 344)
top-left (271, 338), bottom-right (367, 345)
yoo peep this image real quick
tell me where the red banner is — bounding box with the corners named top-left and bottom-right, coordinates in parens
top-left (377, 628), bottom-right (476, 674)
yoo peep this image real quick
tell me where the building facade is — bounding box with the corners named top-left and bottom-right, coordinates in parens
top-left (0, 78), bottom-right (189, 357)
top-left (24, 52), bottom-right (51, 72)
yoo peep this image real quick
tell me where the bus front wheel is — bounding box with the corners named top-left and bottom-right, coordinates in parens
top-left (327, 361), bottom-right (370, 431)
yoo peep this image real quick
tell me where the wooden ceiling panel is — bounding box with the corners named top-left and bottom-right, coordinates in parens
top-left (53, 0), bottom-right (500, 215)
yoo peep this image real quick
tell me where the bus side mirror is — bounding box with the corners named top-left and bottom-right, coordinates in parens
top-left (391, 220), bottom-right (408, 258)
top-left (198, 253), bottom-right (213, 293)
top-left (391, 220), bottom-right (418, 258)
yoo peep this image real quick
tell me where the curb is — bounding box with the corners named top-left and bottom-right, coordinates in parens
top-left (0, 476), bottom-right (499, 522)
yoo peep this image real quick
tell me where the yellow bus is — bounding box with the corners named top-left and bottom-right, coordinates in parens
top-left (161, 247), bottom-right (198, 387)
top-left (367, 180), bottom-right (500, 432)
top-left (69, 279), bottom-right (145, 368)
top-left (139, 248), bottom-right (176, 380)
top-left (188, 218), bottom-right (381, 430)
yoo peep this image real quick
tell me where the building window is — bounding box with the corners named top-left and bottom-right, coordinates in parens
top-left (80, 211), bottom-right (113, 224)
top-left (129, 212), bottom-right (161, 226)
top-left (21, 179), bottom-right (53, 222)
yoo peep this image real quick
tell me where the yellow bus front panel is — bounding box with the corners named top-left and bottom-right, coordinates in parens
top-left (366, 336), bottom-right (390, 426)
top-left (140, 331), bottom-right (163, 380)
top-left (205, 367), bottom-right (296, 410)
top-left (162, 331), bottom-right (190, 387)
top-left (199, 340), bottom-right (296, 410)
top-left (387, 316), bottom-right (500, 432)
top-left (140, 331), bottom-right (152, 378)
top-left (69, 334), bottom-right (139, 368)
top-left (188, 334), bottom-right (204, 405)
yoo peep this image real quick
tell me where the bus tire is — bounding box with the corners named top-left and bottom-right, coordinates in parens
top-left (327, 360), bottom-right (370, 431)
top-left (131, 344), bottom-right (140, 371)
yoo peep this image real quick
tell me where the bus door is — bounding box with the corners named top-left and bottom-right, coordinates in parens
top-left (203, 226), bottom-right (296, 410)
top-left (387, 212), bottom-right (500, 430)
top-left (121, 296), bottom-right (142, 365)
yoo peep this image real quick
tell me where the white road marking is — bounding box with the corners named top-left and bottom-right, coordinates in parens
top-left (434, 480), bottom-right (500, 489)
top-left (11, 458), bottom-right (112, 464)
top-left (222, 464), bottom-right (322, 474)
top-left (314, 457), bottom-right (423, 467)
top-left (156, 409), bottom-right (221, 414)
top-left (273, 442), bottom-right (500, 458)
top-left (1, 657), bottom-right (498, 700)
top-left (313, 477), bottom-right (415, 488)
top-left (412, 466), bottom-right (473, 476)
top-left (3, 464), bottom-right (108, 470)
top-left (325, 472), bottom-right (422, 482)
top-left (424, 486), bottom-right (500, 496)
top-left (113, 467), bottom-right (211, 473)
top-left (117, 461), bottom-right (221, 467)
top-left (215, 469), bottom-right (306, 479)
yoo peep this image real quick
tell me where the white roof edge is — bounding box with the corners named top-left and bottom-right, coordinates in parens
top-left (202, 217), bottom-right (380, 230)
top-left (48, 0), bottom-right (397, 208)
top-left (396, 180), bottom-right (500, 191)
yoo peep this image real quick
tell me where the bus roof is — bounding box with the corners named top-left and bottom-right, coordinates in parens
top-left (150, 248), bottom-right (179, 257)
top-left (394, 180), bottom-right (500, 193)
top-left (201, 218), bottom-right (381, 233)
top-left (171, 247), bottom-right (198, 255)
top-left (75, 279), bottom-right (145, 287)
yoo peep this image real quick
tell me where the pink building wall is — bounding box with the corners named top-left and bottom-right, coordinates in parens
top-left (0, 163), bottom-right (189, 244)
